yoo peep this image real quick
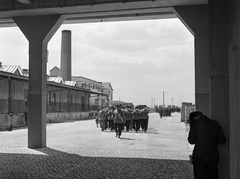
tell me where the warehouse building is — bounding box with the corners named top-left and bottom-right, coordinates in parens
top-left (0, 63), bottom-right (112, 129)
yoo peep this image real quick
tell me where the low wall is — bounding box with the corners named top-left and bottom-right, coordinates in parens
top-left (0, 111), bottom-right (98, 128)
top-left (0, 113), bottom-right (26, 128)
top-left (46, 111), bottom-right (96, 123)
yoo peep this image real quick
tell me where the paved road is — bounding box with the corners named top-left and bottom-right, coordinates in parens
top-left (0, 112), bottom-right (194, 179)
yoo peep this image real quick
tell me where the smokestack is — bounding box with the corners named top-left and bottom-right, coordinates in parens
top-left (60, 30), bottom-right (72, 81)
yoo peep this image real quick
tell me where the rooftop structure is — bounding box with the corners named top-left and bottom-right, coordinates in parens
top-left (0, 65), bottom-right (23, 76)
top-left (48, 76), bottom-right (64, 84)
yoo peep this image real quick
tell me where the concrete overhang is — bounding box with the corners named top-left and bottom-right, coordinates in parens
top-left (17, 0), bottom-right (32, 5)
top-left (0, 0), bottom-right (207, 27)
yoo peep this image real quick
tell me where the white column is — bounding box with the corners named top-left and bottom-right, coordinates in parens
top-left (14, 15), bottom-right (65, 148)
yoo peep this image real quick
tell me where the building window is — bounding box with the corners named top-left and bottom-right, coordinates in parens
top-left (70, 94), bottom-right (73, 106)
top-left (67, 91), bottom-right (73, 107)
top-left (48, 92), bottom-right (52, 106)
top-left (53, 93), bottom-right (56, 106)
top-left (24, 89), bottom-right (28, 107)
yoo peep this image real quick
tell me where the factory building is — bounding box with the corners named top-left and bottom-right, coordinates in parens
top-left (0, 30), bottom-right (113, 129)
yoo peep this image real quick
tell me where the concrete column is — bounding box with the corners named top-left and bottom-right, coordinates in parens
top-left (13, 15), bottom-right (65, 148)
top-left (60, 30), bottom-right (72, 81)
top-left (228, 1), bottom-right (240, 178)
top-left (174, 5), bottom-right (210, 116)
top-left (209, 0), bottom-right (230, 178)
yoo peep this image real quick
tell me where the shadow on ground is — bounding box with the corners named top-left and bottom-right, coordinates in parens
top-left (0, 147), bottom-right (193, 179)
top-left (103, 128), bottom-right (159, 135)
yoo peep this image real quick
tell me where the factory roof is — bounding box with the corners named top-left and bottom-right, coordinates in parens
top-left (65, 81), bottom-right (77, 87)
top-left (0, 65), bottom-right (23, 76)
top-left (47, 77), bottom-right (64, 84)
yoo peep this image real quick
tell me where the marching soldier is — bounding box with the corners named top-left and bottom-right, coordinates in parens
top-left (114, 105), bottom-right (125, 138)
top-left (124, 106), bottom-right (133, 132)
top-left (132, 108), bottom-right (141, 132)
top-left (107, 106), bottom-right (115, 131)
top-left (97, 107), bottom-right (107, 131)
top-left (159, 108), bottom-right (163, 119)
top-left (141, 108), bottom-right (149, 133)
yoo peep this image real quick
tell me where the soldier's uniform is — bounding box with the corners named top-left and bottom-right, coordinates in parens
top-left (140, 108), bottom-right (149, 132)
top-left (107, 107), bottom-right (115, 131)
top-left (132, 109), bottom-right (141, 132)
top-left (124, 107), bottom-right (133, 132)
top-left (114, 105), bottom-right (125, 138)
top-left (98, 108), bottom-right (107, 131)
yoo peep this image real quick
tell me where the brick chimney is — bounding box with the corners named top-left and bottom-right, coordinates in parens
top-left (60, 30), bottom-right (72, 81)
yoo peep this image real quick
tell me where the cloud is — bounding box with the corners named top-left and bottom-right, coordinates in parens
top-left (0, 28), bottom-right (29, 68)
top-left (66, 19), bottom-right (195, 106)
top-left (0, 18), bottom-right (194, 106)
top-left (61, 19), bottom-right (193, 54)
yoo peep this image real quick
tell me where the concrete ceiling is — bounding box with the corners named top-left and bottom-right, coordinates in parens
top-left (0, 0), bottom-right (207, 27)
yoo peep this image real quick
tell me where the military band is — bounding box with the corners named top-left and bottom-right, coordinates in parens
top-left (96, 105), bottom-right (150, 138)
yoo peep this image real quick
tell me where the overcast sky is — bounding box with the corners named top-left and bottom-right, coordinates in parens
top-left (0, 18), bottom-right (194, 107)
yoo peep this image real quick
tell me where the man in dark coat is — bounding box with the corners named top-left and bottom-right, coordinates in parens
top-left (188, 111), bottom-right (226, 179)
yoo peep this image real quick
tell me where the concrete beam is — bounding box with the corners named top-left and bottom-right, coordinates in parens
top-left (17, 0), bottom-right (31, 4)
top-left (0, 7), bottom-right (176, 28)
top-left (13, 15), bottom-right (65, 148)
top-left (0, 1), bottom-right (207, 27)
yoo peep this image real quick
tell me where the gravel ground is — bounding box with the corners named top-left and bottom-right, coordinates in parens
top-left (0, 113), bottom-right (194, 179)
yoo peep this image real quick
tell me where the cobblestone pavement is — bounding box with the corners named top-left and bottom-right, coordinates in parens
top-left (0, 113), bottom-right (194, 179)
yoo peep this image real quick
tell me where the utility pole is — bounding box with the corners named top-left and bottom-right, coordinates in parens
top-left (160, 91), bottom-right (167, 108)
top-left (163, 92), bottom-right (165, 108)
